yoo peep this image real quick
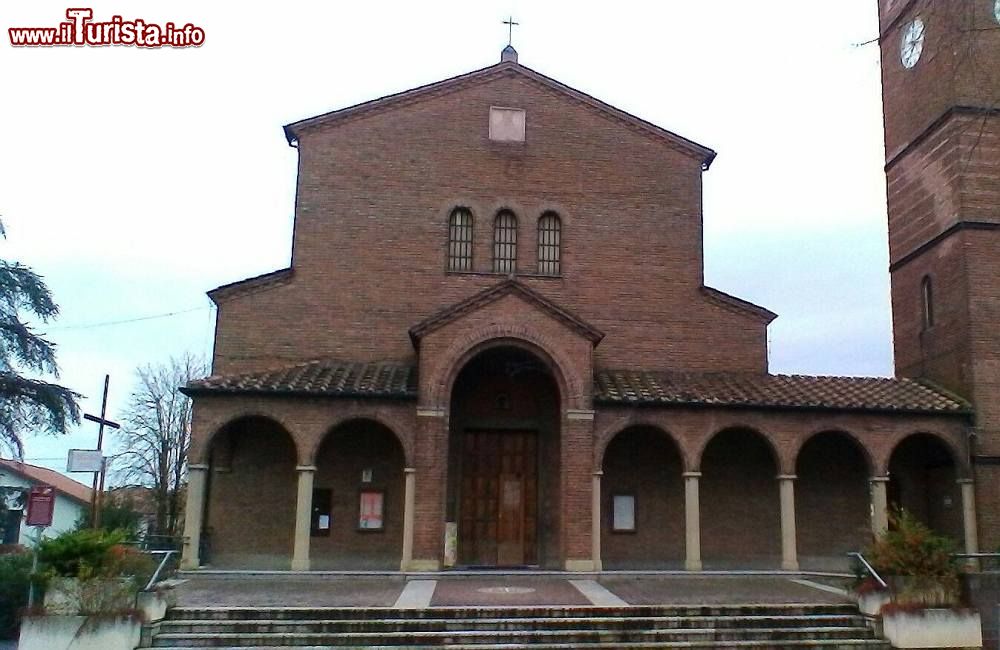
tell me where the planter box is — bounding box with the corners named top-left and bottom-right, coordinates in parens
top-left (19, 615), bottom-right (141, 650)
top-left (44, 577), bottom-right (136, 616)
top-left (882, 608), bottom-right (983, 648)
top-left (857, 589), bottom-right (892, 616)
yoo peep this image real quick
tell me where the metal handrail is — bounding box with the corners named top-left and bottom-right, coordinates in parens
top-left (848, 551), bottom-right (888, 589)
top-left (143, 549), bottom-right (176, 591)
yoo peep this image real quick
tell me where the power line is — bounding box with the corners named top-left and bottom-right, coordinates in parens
top-left (47, 305), bottom-right (213, 331)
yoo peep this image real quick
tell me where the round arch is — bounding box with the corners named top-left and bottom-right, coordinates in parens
top-left (795, 430), bottom-right (873, 568)
top-left (306, 414), bottom-right (413, 467)
top-left (699, 426), bottom-right (782, 568)
top-left (594, 418), bottom-right (693, 472)
top-left (887, 432), bottom-right (964, 543)
top-left (202, 414), bottom-right (299, 569)
top-left (192, 412), bottom-right (300, 466)
top-left (794, 428), bottom-right (876, 478)
top-left (600, 425), bottom-right (686, 568)
top-left (696, 425), bottom-right (781, 472)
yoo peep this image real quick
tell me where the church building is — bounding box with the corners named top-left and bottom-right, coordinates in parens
top-left (179, 11), bottom-right (994, 572)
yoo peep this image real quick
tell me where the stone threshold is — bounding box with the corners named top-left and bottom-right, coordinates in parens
top-left (178, 569), bottom-right (854, 579)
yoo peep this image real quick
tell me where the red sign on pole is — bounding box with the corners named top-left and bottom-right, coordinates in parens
top-left (26, 485), bottom-right (55, 528)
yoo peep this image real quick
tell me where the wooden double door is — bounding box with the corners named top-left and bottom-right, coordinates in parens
top-left (458, 430), bottom-right (538, 566)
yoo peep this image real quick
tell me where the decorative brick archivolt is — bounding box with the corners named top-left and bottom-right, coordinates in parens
top-left (790, 428), bottom-right (876, 478)
top-left (305, 411), bottom-right (415, 467)
top-left (879, 428), bottom-right (971, 477)
top-left (190, 409), bottom-right (301, 466)
top-left (593, 416), bottom-right (696, 473)
top-left (422, 324), bottom-right (590, 411)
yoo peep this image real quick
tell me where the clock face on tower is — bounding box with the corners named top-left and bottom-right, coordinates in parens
top-left (900, 17), bottom-right (925, 69)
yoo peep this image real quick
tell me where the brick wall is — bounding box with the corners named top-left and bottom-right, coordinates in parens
top-left (211, 70), bottom-right (769, 377)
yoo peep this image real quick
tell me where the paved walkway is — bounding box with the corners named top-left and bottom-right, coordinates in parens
top-left (172, 574), bottom-right (853, 608)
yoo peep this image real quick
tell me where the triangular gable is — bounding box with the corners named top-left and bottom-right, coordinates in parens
top-left (283, 61), bottom-right (717, 169)
top-left (409, 279), bottom-right (604, 347)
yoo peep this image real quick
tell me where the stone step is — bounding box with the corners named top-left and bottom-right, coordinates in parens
top-left (150, 627), bottom-right (882, 647)
top-left (150, 642), bottom-right (891, 650)
top-left (158, 614), bottom-right (870, 634)
top-left (166, 604), bottom-right (860, 621)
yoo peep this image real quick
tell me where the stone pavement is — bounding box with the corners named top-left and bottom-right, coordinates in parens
top-left (171, 573), bottom-right (852, 608)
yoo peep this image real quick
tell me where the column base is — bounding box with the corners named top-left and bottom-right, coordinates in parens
top-left (403, 559), bottom-right (441, 572)
top-left (291, 558), bottom-right (311, 571)
top-left (179, 557), bottom-right (200, 571)
top-left (685, 559), bottom-right (702, 571)
top-left (564, 559), bottom-right (597, 572)
top-left (781, 561), bottom-right (800, 572)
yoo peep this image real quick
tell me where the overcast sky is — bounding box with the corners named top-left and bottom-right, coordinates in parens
top-left (1, 1), bottom-right (891, 477)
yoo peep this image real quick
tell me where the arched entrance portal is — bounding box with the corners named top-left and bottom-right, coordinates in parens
top-left (446, 346), bottom-right (561, 568)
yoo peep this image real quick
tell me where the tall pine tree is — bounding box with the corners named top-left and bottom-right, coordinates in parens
top-left (0, 220), bottom-right (80, 458)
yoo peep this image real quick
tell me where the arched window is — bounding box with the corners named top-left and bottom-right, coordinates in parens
top-left (447, 208), bottom-right (473, 272)
top-left (921, 275), bottom-right (934, 330)
top-left (537, 212), bottom-right (562, 275)
top-left (493, 210), bottom-right (517, 273)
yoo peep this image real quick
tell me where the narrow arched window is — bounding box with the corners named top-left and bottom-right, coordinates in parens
top-left (537, 212), bottom-right (562, 275)
top-left (921, 275), bottom-right (934, 330)
top-left (447, 207), bottom-right (473, 272)
top-left (493, 210), bottom-right (517, 273)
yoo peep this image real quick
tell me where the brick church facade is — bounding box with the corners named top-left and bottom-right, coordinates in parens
top-left (179, 4), bottom-right (997, 571)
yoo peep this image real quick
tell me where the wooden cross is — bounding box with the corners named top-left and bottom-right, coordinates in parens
top-left (503, 16), bottom-right (519, 46)
top-left (83, 374), bottom-right (120, 529)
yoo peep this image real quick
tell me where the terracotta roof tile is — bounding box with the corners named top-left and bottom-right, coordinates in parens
top-left (594, 370), bottom-right (971, 415)
top-left (0, 459), bottom-right (93, 505)
top-left (182, 359), bottom-right (418, 399)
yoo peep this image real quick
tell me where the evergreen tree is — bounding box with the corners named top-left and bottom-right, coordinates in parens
top-left (0, 220), bottom-right (80, 457)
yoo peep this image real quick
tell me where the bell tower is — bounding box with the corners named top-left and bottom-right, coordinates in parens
top-left (878, 0), bottom-right (1000, 547)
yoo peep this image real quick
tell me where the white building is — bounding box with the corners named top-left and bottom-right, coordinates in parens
top-left (0, 459), bottom-right (93, 546)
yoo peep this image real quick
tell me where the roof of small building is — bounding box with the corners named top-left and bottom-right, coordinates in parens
top-left (0, 459), bottom-right (93, 505)
top-left (184, 359), bottom-right (971, 416)
top-left (594, 370), bottom-right (971, 415)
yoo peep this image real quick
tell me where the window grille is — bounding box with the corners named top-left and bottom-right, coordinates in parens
top-left (448, 208), bottom-right (474, 271)
top-left (493, 210), bottom-right (517, 273)
top-left (537, 212), bottom-right (561, 275)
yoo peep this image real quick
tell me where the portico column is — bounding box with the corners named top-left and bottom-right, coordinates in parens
top-left (400, 468), bottom-right (417, 571)
top-left (683, 471), bottom-right (702, 571)
top-left (777, 474), bottom-right (798, 571)
top-left (870, 476), bottom-right (889, 538)
top-left (180, 464), bottom-right (209, 570)
top-left (958, 478), bottom-right (979, 555)
top-left (291, 465), bottom-right (316, 571)
top-left (591, 471), bottom-right (603, 572)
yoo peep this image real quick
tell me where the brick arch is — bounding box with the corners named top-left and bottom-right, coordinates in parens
top-left (593, 418), bottom-right (695, 472)
top-left (881, 430), bottom-right (969, 477)
top-left (793, 428), bottom-right (876, 478)
top-left (694, 424), bottom-right (782, 473)
top-left (190, 411), bottom-right (301, 466)
top-left (423, 325), bottom-right (588, 410)
top-left (306, 414), bottom-right (413, 467)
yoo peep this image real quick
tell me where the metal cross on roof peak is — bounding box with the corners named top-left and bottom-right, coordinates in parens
top-left (503, 16), bottom-right (519, 46)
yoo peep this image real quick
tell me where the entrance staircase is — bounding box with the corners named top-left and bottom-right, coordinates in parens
top-left (145, 603), bottom-right (890, 649)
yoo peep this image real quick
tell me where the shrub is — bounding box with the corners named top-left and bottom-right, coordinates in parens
top-left (37, 529), bottom-right (126, 578)
top-left (868, 508), bottom-right (960, 606)
top-left (0, 551), bottom-right (32, 639)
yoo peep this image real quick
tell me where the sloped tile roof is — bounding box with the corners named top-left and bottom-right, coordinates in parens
top-left (594, 370), bottom-right (971, 415)
top-left (0, 459), bottom-right (93, 505)
top-left (182, 360), bottom-right (418, 399)
top-left (183, 359), bottom-right (971, 416)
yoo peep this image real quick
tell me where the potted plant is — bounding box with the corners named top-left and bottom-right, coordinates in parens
top-left (866, 509), bottom-right (982, 648)
top-left (18, 529), bottom-right (157, 650)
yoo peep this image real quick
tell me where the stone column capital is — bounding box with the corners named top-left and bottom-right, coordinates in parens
top-left (776, 474), bottom-right (797, 481)
top-left (682, 471), bottom-right (702, 478)
top-left (956, 478), bottom-right (975, 485)
top-left (295, 465), bottom-right (317, 473)
top-left (188, 464), bottom-right (210, 471)
top-left (404, 467), bottom-right (417, 474)
top-left (869, 476), bottom-right (890, 483)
